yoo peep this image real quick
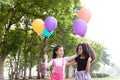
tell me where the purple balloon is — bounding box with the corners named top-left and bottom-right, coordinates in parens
top-left (45, 16), bottom-right (57, 32)
top-left (73, 19), bottom-right (87, 37)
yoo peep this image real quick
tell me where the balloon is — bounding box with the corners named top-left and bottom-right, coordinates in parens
top-left (32, 19), bottom-right (44, 34)
top-left (73, 19), bottom-right (87, 37)
top-left (78, 8), bottom-right (91, 23)
top-left (45, 16), bottom-right (57, 32)
top-left (42, 27), bottom-right (53, 37)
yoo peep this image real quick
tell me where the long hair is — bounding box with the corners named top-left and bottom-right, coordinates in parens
top-left (76, 43), bottom-right (88, 57)
top-left (85, 43), bottom-right (96, 62)
top-left (76, 43), bottom-right (96, 62)
top-left (53, 46), bottom-right (63, 59)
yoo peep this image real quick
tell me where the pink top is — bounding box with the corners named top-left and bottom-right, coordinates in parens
top-left (50, 59), bottom-right (64, 80)
top-left (45, 55), bottom-right (76, 75)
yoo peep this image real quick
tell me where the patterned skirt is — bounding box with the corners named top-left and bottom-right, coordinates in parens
top-left (75, 71), bottom-right (91, 80)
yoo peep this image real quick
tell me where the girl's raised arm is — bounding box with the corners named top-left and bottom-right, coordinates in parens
top-left (44, 54), bottom-right (53, 68)
top-left (45, 59), bottom-right (53, 68)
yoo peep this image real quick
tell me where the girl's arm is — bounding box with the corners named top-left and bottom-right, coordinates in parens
top-left (85, 57), bottom-right (92, 73)
top-left (44, 54), bottom-right (53, 68)
top-left (44, 59), bottom-right (53, 68)
top-left (65, 55), bottom-right (77, 62)
top-left (66, 59), bottom-right (76, 66)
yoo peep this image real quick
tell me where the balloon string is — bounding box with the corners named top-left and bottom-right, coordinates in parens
top-left (45, 37), bottom-right (48, 54)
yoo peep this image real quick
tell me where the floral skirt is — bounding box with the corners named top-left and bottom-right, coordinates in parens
top-left (75, 71), bottom-right (91, 80)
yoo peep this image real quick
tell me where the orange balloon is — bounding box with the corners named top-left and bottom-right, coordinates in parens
top-left (32, 19), bottom-right (44, 34)
top-left (78, 8), bottom-right (91, 23)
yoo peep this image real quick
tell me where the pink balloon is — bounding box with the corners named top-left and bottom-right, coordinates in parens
top-left (78, 8), bottom-right (91, 23)
top-left (73, 19), bottom-right (87, 37)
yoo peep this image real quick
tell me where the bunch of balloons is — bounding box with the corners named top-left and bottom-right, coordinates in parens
top-left (32, 16), bottom-right (57, 37)
top-left (73, 8), bottom-right (91, 37)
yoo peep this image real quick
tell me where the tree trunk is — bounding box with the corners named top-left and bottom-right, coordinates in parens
top-left (8, 59), bottom-right (14, 80)
top-left (19, 69), bottom-right (24, 78)
top-left (28, 64), bottom-right (32, 79)
top-left (37, 53), bottom-right (44, 79)
top-left (72, 65), bottom-right (77, 77)
top-left (28, 51), bottom-right (34, 79)
top-left (37, 50), bottom-right (44, 79)
top-left (66, 66), bottom-right (69, 78)
top-left (23, 30), bottom-right (28, 80)
top-left (37, 38), bottom-right (47, 79)
top-left (0, 57), bottom-right (4, 80)
top-left (23, 60), bottom-right (27, 80)
top-left (15, 51), bottom-right (21, 80)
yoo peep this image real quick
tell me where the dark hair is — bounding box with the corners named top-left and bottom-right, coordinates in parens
top-left (85, 43), bottom-right (96, 62)
top-left (76, 43), bottom-right (96, 62)
top-left (53, 46), bottom-right (63, 59)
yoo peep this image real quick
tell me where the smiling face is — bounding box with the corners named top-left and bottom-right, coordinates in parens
top-left (77, 45), bottom-right (83, 55)
top-left (76, 43), bottom-right (91, 58)
top-left (56, 47), bottom-right (64, 58)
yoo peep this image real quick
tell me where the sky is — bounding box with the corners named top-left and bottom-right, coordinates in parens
top-left (80, 0), bottom-right (120, 65)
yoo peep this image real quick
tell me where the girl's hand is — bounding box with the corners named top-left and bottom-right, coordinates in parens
top-left (44, 54), bottom-right (48, 59)
top-left (88, 57), bottom-right (92, 63)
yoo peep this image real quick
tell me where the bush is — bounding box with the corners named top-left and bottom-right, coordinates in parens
top-left (91, 73), bottom-right (110, 78)
top-left (91, 73), bottom-right (97, 78)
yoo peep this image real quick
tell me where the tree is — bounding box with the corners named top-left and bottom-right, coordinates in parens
top-left (0, 0), bottom-right (82, 79)
top-left (102, 50), bottom-right (111, 65)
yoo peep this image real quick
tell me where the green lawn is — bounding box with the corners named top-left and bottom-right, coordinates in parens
top-left (36, 77), bottom-right (120, 80)
top-left (65, 77), bottom-right (120, 80)
top-left (92, 77), bottom-right (120, 80)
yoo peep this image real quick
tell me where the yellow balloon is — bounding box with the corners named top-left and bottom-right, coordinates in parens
top-left (32, 19), bottom-right (44, 34)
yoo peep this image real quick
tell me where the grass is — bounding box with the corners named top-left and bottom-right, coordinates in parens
top-left (65, 77), bottom-right (120, 80)
top-left (27, 77), bottom-right (120, 80)
top-left (92, 77), bottom-right (120, 80)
